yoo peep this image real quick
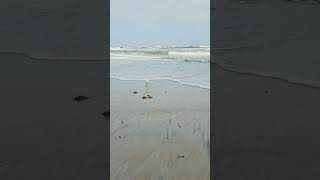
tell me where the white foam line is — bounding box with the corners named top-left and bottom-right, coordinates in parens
top-left (110, 77), bottom-right (210, 90)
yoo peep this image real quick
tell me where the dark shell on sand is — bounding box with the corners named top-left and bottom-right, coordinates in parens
top-left (74, 96), bottom-right (89, 102)
top-left (133, 91), bottom-right (138, 94)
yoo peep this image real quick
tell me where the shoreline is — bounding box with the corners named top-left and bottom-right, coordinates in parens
top-left (110, 77), bottom-right (211, 90)
top-left (212, 1), bottom-right (320, 177)
top-left (0, 51), bottom-right (108, 62)
top-left (211, 60), bottom-right (320, 90)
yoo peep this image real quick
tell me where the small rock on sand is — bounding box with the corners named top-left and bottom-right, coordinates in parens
top-left (74, 96), bottom-right (89, 102)
top-left (102, 110), bottom-right (110, 117)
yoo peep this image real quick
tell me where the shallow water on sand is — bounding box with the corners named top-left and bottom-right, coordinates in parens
top-left (110, 46), bottom-right (210, 89)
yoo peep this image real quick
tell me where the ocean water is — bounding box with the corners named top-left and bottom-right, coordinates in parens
top-left (110, 46), bottom-right (210, 89)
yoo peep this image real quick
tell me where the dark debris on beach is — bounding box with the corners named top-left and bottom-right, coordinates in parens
top-left (102, 110), bottom-right (110, 118)
top-left (142, 95), bottom-right (153, 99)
top-left (74, 95), bottom-right (89, 102)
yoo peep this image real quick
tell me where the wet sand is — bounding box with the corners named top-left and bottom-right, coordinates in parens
top-left (212, 0), bottom-right (320, 87)
top-left (110, 79), bottom-right (210, 180)
top-left (212, 0), bottom-right (320, 179)
top-left (0, 0), bottom-right (109, 178)
top-left (212, 64), bottom-right (320, 180)
top-left (0, 54), bottom-right (108, 180)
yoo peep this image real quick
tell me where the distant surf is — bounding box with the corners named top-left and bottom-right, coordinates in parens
top-left (110, 46), bottom-right (210, 89)
top-left (110, 46), bottom-right (210, 62)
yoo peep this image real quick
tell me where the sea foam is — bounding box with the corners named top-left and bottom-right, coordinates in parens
top-left (110, 46), bottom-right (210, 89)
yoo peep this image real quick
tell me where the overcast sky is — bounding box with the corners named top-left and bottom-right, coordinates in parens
top-left (111, 0), bottom-right (210, 47)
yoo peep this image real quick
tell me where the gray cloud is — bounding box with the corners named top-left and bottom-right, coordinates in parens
top-left (111, 0), bottom-right (209, 23)
top-left (111, 0), bottom-right (209, 46)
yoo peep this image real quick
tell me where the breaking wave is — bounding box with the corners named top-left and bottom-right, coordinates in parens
top-left (110, 46), bottom-right (210, 89)
top-left (110, 46), bottom-right (210, 62)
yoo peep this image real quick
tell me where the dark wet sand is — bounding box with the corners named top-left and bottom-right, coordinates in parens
top-left (0, 0), bottom-right (109, 178)
top-left (0, 54), bottom-right (108, 180)
top-left (212, 64), bottom-right (320, 180)
top-left (212, 0), bottom-right (320, 87)
top-left (212, 0), bottom-right (320, 179)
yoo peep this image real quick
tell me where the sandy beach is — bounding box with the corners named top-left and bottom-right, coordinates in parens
top-left (212, 64), bottom-right (320, 180)
top-left (0, 0), bottom-right (109, 178)
top-left (110, 79), bottom-right (210, 180)
top-left (0, 54), bottom-right (108, 180)
top-left (212, 0), bottom-right (320, 179)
